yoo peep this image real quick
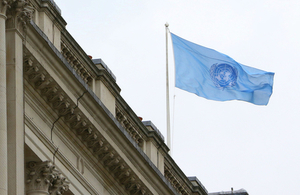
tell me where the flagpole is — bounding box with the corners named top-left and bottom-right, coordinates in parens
top-left (165, 23), bottom-right (171, 151)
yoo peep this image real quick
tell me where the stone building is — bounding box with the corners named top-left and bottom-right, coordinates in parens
top-left (0, 0), bottom-right (248, 194)
top-left (209, 189), bottom-right (249, 195)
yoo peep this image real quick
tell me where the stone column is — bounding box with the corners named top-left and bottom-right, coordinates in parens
top-left (6, 1), bottom-right (33, 195)
top-left (0, 1), bottom-right (8, 195)
top-left (26, 161), bottom-right (70, 195)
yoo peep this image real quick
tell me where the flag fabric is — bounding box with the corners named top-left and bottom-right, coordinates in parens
top-left (170, 33), bottom-right (274, 105)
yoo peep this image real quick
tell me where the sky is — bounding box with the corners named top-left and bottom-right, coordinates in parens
top-left (54, 1), bottom-right (300, 194)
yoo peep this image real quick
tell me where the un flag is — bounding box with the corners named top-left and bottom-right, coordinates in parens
top-left (171, 33), bottom-right (274, 105)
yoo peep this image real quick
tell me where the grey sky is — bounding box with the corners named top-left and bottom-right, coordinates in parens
top-left (54, 1), bottom-right (300, 194)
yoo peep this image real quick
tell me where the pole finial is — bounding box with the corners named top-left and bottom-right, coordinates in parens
top-left (165, 22), bottom-right (169, 27)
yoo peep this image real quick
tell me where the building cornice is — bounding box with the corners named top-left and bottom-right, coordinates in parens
top-left (24, 20), bottom-right (181, 195)
top-left (24, 48), bottom-right (156, 195)
top-left (165, 156), bottom-right (208, 195)
top-left (115, 95), bottom-right (169, 153)
top-left (24, 15), bottom-right (208, 194)
top-left (31, 0), bottom-right (66, 29)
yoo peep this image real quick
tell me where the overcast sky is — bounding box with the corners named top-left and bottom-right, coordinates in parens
top-left (54, 1), bottom-right (300, 194)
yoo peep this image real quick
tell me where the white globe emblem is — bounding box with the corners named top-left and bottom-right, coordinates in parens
top-left (210, 63), bottom-right (238, 89)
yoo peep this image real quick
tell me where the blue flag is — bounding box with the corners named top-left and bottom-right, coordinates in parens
top-left (170, 33), bottom-right (274, 105)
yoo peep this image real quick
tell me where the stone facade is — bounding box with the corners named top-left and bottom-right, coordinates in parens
top-left (0, 0), bottom-right (248, 195)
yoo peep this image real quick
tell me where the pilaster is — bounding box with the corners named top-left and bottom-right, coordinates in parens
top-left (6, 1), bottom-right (34, 195)
top-left (6, 27), bottom-right (25, 195)
top-left (0, 1), bottom-right (8, 195)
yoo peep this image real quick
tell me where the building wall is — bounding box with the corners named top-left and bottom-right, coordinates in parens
top-left (0, 0), bottom-right (210, 195)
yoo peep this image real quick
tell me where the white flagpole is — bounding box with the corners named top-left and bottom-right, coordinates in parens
top-left (165, 23), bottom-right (171, 151)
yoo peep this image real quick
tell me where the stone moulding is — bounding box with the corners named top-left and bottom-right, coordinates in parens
top-left (24, 19), bottom-right (207, 195)
top-left (165, 165), bottom-right (189, 195)
top-left (24, 51), bottom-right (153, 195)
top-left (61, 41), bottom-right (93, 84)
top-left (116, 106), bottom-right (144, 147)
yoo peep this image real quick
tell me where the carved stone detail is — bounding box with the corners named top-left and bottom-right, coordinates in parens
top-left (116, 107), bottom-right (144, 148)
top-left (164, 166), bottom-right (189, 195)
top-left (49, 170), bottom-right (70, 195)
top-left (6, 0), bottom-right (34, 34)
top-left (24, 51), bottom-right (152, 195)
top-left (0, 0), bottom-right (9, 16)
top-left (61, 42), bottom-right (93, 84)
top-left (25, 161), bottom-right (69, 195)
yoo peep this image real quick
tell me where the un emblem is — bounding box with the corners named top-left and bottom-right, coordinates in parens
top-left (210, 63), bottom-right (238, 89)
